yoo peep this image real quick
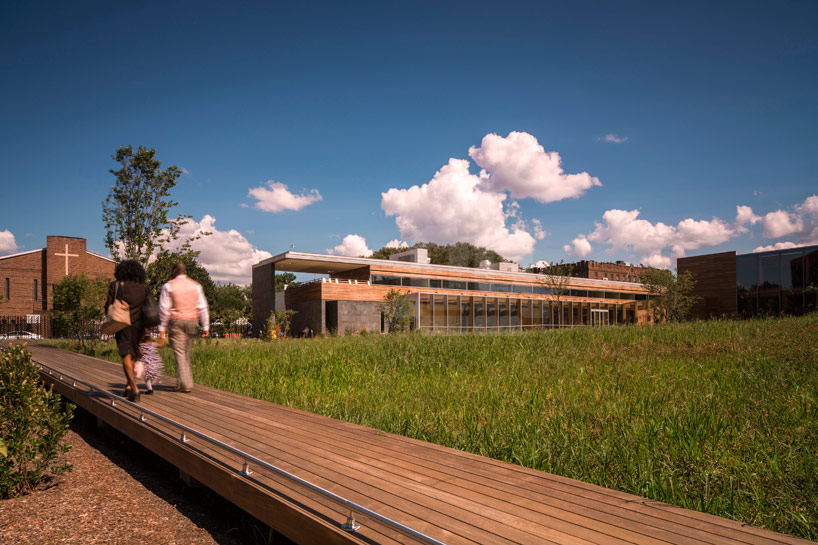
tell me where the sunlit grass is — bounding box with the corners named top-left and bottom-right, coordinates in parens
top-left (47, 315), bottom-right (818, 539)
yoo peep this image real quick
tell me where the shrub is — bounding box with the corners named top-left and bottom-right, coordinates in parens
top-left (0, 345), bottom-right (74, 498)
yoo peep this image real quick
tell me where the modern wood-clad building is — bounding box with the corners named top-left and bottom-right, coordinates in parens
top-left (253, 249), bottom-right (653, 335)
top-left (678, 244), bottom-right (818, 319)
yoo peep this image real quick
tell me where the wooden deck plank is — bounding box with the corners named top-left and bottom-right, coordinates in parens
top-left (17, 343), bottom-right (812, 545)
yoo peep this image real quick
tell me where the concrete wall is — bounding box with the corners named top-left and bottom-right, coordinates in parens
top-left (288, 299), bottom-right (324, 336)
top-left (251, 263), bottom-right (274, 336)
top-left (336, 300), bottom-right (381, 335)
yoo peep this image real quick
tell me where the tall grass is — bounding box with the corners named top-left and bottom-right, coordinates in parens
top-left (50, 316), bottom-right (818, 539)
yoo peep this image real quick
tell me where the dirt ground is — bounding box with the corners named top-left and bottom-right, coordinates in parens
top-left (0, 409), bottom-right (294, 545)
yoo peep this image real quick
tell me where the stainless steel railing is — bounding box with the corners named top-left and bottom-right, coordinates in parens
top-left (36, 360), bottom-right (448, 545)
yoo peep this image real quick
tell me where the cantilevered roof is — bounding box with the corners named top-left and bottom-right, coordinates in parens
top-left (254, 251), bottom-right (646, 289)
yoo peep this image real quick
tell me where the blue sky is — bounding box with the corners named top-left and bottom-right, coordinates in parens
top-left (1, 1), bottom-right (816, 283)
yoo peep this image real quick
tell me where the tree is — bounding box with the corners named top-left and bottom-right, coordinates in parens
top-left (52, 274), bottom-right (110, 351)
top-left (146, 250), bottom-right (216, 306)
top-left (369, 241), bottom-right (507, 268)
top-left (275, 272), bottom-right (300, 292)
top-left (102, 145), bottom-right (198, 267)
top-left (377, 289), bottom-right (413, 333)
top-left (640, 268), bottom-right (699, 323)
top-left (536, 261), bottom-right (573, 326)
top-left (211, 283), bottom-right (252, 332)
top-left (265, 309), bottom-right (297, 339)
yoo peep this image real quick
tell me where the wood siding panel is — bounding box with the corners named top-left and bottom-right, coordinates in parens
top-left (677, 252), bottom-right (737, 318)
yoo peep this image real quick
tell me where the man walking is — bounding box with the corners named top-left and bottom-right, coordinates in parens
top-left (158, 262), bottom-right (209, 393)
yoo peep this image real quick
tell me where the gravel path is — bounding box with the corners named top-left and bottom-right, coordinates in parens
top-left (0, 409), bottom-right (293, 545)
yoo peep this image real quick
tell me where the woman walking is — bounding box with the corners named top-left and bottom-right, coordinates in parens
top-left (105, 259), bottom-right (150, 402)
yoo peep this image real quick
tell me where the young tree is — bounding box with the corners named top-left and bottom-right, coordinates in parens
top-left (537, 262), bottom-right (573, 326)
top-left (641, 268), bottom-right (699, 323)
top-left (377, 289), bottom-right (413, 333)
top-left (52, 274), bottom-right (110, 350)
top-left (265, 309), bottom-right (297, 339)
top-left (102, 145), bottom-right (196, 266)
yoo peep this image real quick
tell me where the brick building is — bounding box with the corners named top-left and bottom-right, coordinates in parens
top-left (534, 260), bottom-right (652, 283)
top-left (0, 236), bottom-right (115, 321)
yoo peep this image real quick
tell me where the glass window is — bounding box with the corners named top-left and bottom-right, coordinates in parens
top-left (461, 296), bottom-right (472, 328)
top-left (736, 253), bottom-right (758, 316)
top-left (570, 289), bottom-right (588, 298)
top-left (4, 278), bottom-right (8, 301)
top-left (572, 304), bottom-right (580, 326)
top-left (492, 283), bottom-right (513, 293)
top-left (429, 279), bottom-right (442, 288)
top-left (434, 295), bottom-right (446, 328)
top-left (474, 297), bottom-right (485, 328)
top-left (521, 299), bottom-right (532, 328)
top-left (510, 299), bottom-right (520, 327)
top-left (562, 303), bottom-right (570, 327)
top-left (498, 298), bottom-right (508, 328)
top-left (533, 285), bottom-right (551, 295)
top-left (532, 300), bottom-right (542, 327)
top-left (486, 298), bottom-right (497, 329)
top-left (806, 249), bottom-right (818, 313)
top-left (447, 296), bottom-right (460, 330)
top-left (405, 277), bottom-right (430, 288)
top-left (372, 275), bottom-right (402, 286)
top-left (758, 254), bottom-right (780, 315)
top-left (780, 251), bottom-right (804, 290)
top-left (604, 291), bottom-right (620, 299)
top-left (582, 303), bottom-right (589, 326)
top-left (443, 280), bottom-right (468, 290)
top-left (34, 279), bottom-right (38, 301)
top-left (513, 284), bottom-right (532, 294)
top-left (419, 294), bottom-right (432, 328)
top-left (469, 281), bottom-right (492, 292)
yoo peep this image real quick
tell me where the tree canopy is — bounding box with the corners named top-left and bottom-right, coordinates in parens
top-left (641, 268), bottom-right (699, 323)
top-left (370, 241), bottom-right (506, 267)
top-left (102, 145), bottom-right (193, 266)
top-left (52, 274), bottom-right (110, 350)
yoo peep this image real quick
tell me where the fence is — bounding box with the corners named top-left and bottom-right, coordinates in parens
top-left (0, 314), bottom-right (53, 338)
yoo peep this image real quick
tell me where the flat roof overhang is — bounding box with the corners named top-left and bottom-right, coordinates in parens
top-left (254, 251), bottom-right (648, 291)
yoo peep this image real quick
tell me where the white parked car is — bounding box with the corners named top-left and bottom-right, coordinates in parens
top-left (0, 331), bottom-right (42, 340)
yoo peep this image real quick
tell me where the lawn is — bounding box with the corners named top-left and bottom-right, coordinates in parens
top-left (48, 315), bottom-right (818, 539)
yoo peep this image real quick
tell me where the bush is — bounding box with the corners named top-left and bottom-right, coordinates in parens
top-left (0, 345), bottom-right (74, 498)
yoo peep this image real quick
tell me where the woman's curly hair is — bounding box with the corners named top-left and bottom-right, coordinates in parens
top-left (114, 259), bottom-right (146, 283)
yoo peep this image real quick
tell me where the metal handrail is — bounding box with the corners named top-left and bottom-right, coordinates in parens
top-left (36, 360), bottom-right (448, 545)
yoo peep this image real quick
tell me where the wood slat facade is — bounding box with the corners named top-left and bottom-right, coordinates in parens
top-left (19, 342), bottom-right (811, 545)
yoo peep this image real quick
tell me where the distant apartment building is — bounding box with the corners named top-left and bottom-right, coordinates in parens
top-left (533, 260), bottom-right (652, 283)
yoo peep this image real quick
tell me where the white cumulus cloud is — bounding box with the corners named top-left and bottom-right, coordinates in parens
top-left (248, 180), bottom-right (322, 213)
top-left (328, 234), bottom-right (373, 257)
top-left (576, 208), bottom-right (746, 268)
top-left (384, 239), bottom-right (408, 249)
top-left (468, 131), bottom-right (601, 203)
top-left (0, 230), bottom-right (18, 255)
top-left (762, 210), bottom-right (804, 239)
top-left (563, 235), bottom-right (592, 258)
top-left (381, 158), bottom-right (536, 261)
top-left (753, 241), bottom-right (802, 252)
top-left (169, 215), bottom-right (272, 284)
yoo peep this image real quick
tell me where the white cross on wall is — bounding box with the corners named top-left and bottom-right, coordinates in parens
top-left (55, 244), bottom-right (79, 276)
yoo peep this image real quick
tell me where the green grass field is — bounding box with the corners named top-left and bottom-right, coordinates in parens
top-left (49, 315), bottom-right (818, 539)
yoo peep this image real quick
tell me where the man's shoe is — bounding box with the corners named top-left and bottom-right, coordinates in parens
top-left (176, 388), bottom-right (192, 393)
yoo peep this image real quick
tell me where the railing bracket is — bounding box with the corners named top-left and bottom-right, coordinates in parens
top-left (342, 511), bottom-right (360, 532)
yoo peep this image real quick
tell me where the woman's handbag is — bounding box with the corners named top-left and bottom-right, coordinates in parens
top-left (101, 282), bottom-right (131, 335)
top-left (143, 289), bottom-right (160, 328)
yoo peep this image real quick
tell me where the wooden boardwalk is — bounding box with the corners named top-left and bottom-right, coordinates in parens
top-left (21, 343), bottom-right (811, 545)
